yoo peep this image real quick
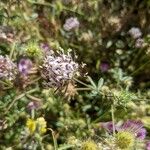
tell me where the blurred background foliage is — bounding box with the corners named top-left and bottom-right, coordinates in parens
top-left (0, 0), bottom-right (150, 149)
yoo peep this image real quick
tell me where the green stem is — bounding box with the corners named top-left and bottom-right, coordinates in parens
top-left (76, 87), bottom-right (91, 91)
top-left (5, 93), bottom-right (25, 114)
top-left (5, 88), bottom-right (38, 114)
top-left (27, 77), bottom-right (41, 85)
top-left (74, 78), bottom-right (92, 89)
top-left (129, 48), bottom-right (143, 66)
top-left (130, 60), bottom-right (150, 76)
top-left (111, 104), bottom-right (115, 136)
top-left (9, 42), bottom-right (16, 59)
top-left (48, 128), bottom-right (58, 150)
top-left (26, 94), bottom-right (42, 101)
top-left (58, 145), bottom-right (75, 150)
top-left (31, 109), bottom-right (35, 119)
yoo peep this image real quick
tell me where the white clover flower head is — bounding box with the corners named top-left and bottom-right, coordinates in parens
top-left (0, 55), bottom-right (17, 81)
top-left (128, 27), bottom-right (142, 39)
top-left (41, 48), bottom-right (79, 88)
top-left (135, 38), bottom-right (144, 48)
top-left (63, 17), bottom-right (79, 31)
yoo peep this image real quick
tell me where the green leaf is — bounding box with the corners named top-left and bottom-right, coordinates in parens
top-left (87, 76), bottom-right (97, 89)
top-left (58, 144), bottom-right (74, 150)
top-left (82, 105), bottom-right (92, 112)
top-left (98, 78), bottom-right (104, 91)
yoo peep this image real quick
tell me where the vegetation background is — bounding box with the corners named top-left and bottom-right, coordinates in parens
top-left (0, 0), bottom-right (150, 149)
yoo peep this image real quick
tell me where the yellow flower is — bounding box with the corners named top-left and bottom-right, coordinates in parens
top-left (115, 131), bottom-right (135, 149)
top-left (26, 42), bottom-right (42, 58)
top-left (81, 140), bottom-right (98, 150)
top-left (36, 117), bottom-right (47, 134)
top-left (26, 118), bottom-right (36, 133)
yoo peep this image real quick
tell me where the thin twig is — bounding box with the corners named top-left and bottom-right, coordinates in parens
top-left (5, 93), bottom-right (25, 114)
top-left (74, 78), bottom-right (92, 89)
top-left (111, 104), bottom-right (115, 136)
top-left (4, 88), bottom-right (38, 114)
top-left (9, 42), bottom-right (16, 59)
top-left (76, 87), bottom-right (91, 91)
top-left (130, 60), bottom-right (150, 76)
top-left (26, 94), bottom-right (42, 101)
top-left (48, 128), bottom-right (58, 150)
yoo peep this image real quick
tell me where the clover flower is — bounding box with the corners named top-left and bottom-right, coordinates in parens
top-left (41, 49), bottom-right (79, 88)
top-left (40, 43), bottom-right (55, 56)
top-left (115, 131), bottom-right (135, 149)
top-left (26, 42), bottom-right (42, 58)
top-left (81, 140), bottom-right (98, 150)
top-left (26, 117), bottom-right (47, 135)
top-left (26, 118), bottom-right (36, 134)
top-left (102, 120), bottom-right (147, 149)
top-left (118, 120), bottom-right (147, 140)
top-left (18, 58), bottom-right (32, 75)
top-left (100, 61), bottom-right (109, 72)
top-left (136, 128), bottom-right (147, 140)
top-left (0, 55), bottom-right (17, 81)
top-left (27, 101), bottom-right (41, 111)
top-left (40, 43), bottom-right (51, 54)
top-left (63, 17), bottom-right (79, 31)
top-left (146, 141), bottom-right (150, 150)
top-left (135, 38), bottom-right (144, 48)
top-left (101, 121), bottom-right (114, 133)
top-left (115, 120), bottom-right (147, 149)
top-left (36, 117), bottom-right (47, 134)
top-left (128, 27), bottom-right (142, 39)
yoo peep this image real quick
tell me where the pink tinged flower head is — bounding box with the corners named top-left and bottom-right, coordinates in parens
top-left (63, 17), bottom-right (79, 31)
top-left (27, 101), bottom-right (41, 111)
top-left (146, 141), bottom-right (150, 150)
top-left (119, 120), bottom-right (146, 140)
top-left (40, 43), bottom-right (53, 55)
top-left (41, 50), bottom-right (79, 88)
top-left (18, 58), bottom-right (32, 75)
top-left (0, 55), bottom-right (17, 81)
top-left (101, 121), bottom-right (115, 133)
top-left (136, 128), bottom-right (147, 140)
top-left (102, 120), bottom-right (147, 141)
top-left (128, 27), bottom-right (142, 39)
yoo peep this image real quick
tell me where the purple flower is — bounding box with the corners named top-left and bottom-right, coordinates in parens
top-left (63, 17), bottom-right (79, 31)
top-left (27, 101), bottom-right (41, 111)
top-left (118, 120), bottom-right (147, 140)
top-left (41, 43), bottom-right (49, 51)
top-left (40, 43), bottom-right (53, 55)
top-left (136, 128), bottom-right (147, 140)
top-left (146, 141), bottom-right (150, 150)
top-left (102, 120), bottom-right (147, 140)
top-left (18, 58), bottom-right (32, 75)
top-left (100, 61), bottom-right (109, 72)
top-left (120, 120), bottom-right (142, 130)
top-left (101, 121), bottom-right (115, 132)
top-left (128, 27), bottom-right (142, 39)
